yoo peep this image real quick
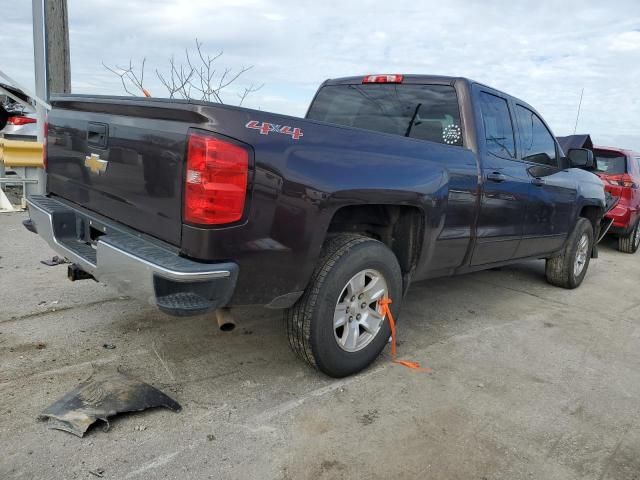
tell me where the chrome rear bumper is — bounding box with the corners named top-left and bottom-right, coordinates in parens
top-left (26, 195), bottom-right (238, 315)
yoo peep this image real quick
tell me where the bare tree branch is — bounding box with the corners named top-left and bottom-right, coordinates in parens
top-left (102, 61), bottom-right (146, 97)
top-left (104, 39), bottom-right (259, 105)
top-left (238, 83), bottom-right (264, 106)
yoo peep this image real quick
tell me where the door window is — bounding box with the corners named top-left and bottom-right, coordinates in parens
top-left (478, 92), bottom-right (516, 159)
top-left (516, 105), bottom-right (558, 166)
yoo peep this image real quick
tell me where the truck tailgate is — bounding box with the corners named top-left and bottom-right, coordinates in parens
top-left (46, 99), bottom-right (199, 246)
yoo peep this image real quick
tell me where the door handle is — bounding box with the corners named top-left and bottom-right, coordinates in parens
top-left (487, 172), bottom-right (506, 183)
top-left (531, 177), bottom-right (545, 186)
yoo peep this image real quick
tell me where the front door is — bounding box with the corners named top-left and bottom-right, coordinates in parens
top-left (471, 90), bottom-right (529, 266)
top-left (512, 104), bottom-right (576, 258)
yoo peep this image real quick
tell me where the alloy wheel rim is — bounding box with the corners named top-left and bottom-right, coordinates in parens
top-left (634, 224), bottom-right (640, 248)
top-left (573, 233), bottom-right (589, 277)
top-left (333, 269), bottom-right (388, 353)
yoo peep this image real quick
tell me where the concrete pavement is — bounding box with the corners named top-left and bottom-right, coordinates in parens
top-left (1, 211), bottom-right (639, 479)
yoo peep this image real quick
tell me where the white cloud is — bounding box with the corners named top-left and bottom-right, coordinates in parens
top-left (609, 30), bottom-right (640, 51)
top-left (1, 0), bottom-right (639, 150)
top-left (263, 13), bottom-right (285, 21)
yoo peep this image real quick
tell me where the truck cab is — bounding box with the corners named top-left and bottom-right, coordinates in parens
top-left (307, 75), bottom-right (605, 275)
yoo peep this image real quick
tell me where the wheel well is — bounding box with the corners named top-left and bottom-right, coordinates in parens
top-left (327, 205), bottom-right (424, 273)
top-left (579, 205), bottom-right (603, 236)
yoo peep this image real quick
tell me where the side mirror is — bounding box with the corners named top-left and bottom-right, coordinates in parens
top-left (567, 148), bottom-right (594, 169)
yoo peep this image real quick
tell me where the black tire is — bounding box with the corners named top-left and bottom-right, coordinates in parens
top-left (618, 220), bottom-right (640, 254)
top-left (545, 218), bottom-right (594, 289)
top-left (285, 234), bottom-right (402, 378)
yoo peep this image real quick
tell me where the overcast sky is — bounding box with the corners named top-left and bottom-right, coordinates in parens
top-left (2, 0), bottom-right (639, 150)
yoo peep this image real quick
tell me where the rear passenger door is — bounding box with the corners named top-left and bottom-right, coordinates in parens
top-left (512, 104), bottom-right (577, 258)
top-left (471, 89), bottom-right (530, 266)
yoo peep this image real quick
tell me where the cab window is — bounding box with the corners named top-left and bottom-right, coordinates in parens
top-left (478, 92), bottom-right (516, 159)
top-left (515, 105), bottom-right (558, 167)
top-left (306, 84), bottom-right (464, 147)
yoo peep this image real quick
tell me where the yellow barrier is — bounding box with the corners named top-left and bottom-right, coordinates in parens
top-left (0, 139), bottom-right (44, 168)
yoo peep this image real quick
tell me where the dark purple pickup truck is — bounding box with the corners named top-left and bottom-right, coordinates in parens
top-left (26, 74), bottom-right (606, 377)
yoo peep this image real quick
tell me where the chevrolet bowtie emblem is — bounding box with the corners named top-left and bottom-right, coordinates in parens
top-left (84, 153), bottom-right (108, 174)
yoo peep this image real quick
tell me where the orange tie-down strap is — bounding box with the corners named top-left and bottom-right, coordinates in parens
top-left (378, 298), bottom-right (432, 372)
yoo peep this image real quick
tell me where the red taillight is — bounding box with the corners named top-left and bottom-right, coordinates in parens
top-left (7, 116), bottom-right (37, 126)
top-left (362, 74), bottom-right (404, 84)
top-left (184, 133), bottom-right (249, 225)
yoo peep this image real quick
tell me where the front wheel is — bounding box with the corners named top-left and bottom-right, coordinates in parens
top-left (545, 218), bottom-right (594, 289)
top-left (618, 220), bottom-right (640, 254)
top-left (284, 234), bottom-right (402, 378)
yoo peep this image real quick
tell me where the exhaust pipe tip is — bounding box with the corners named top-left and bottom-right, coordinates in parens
top-left (215, 308), bottom-right (236, 332)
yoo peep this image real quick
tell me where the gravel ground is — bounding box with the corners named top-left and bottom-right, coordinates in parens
top-left (1, 211), bottom-right (639, 479)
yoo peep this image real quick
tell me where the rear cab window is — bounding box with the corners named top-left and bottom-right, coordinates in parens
top-left (478, 92), bottom-right (516, 159)
top-left (594, 149), bottom-right (627, 174)
top-left (306, 83), bottom-right (464, 147)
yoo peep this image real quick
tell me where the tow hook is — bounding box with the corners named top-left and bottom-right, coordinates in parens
top-left (67, 264), bottom-right (95, 282)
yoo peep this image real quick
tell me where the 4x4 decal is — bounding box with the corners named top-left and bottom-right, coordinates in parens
top-left (246, 120), bottom-right (304, 140)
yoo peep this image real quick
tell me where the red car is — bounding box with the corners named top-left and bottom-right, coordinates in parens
top-left (594, 146), bottom-right (640, 252)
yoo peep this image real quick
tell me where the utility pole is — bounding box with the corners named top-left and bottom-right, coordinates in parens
top-left (32, 0), bottom-right (47, 143)
top-left (32, 0), bottom-right (70, 195)
top-left (45, 0), bottom-right (71, 94)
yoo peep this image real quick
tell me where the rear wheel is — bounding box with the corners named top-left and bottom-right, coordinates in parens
top-left (284, 234), bottom-right (402, 378)
top-left (545, 218), bottom-right (594, 289)
top-left (618, 220), bottom-right (640, 254)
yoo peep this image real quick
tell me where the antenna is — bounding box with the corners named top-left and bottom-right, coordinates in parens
top-left (573, 88), bottom-right (584, 134)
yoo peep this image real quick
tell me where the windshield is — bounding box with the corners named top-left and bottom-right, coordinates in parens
top-left (306, 84), bottom-right (463, 147)
top-left (595, 150), bottom-right (627, 174)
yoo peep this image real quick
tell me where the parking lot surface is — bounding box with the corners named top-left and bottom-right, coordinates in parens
top-left (1, 211), bottom-right (639, 479)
